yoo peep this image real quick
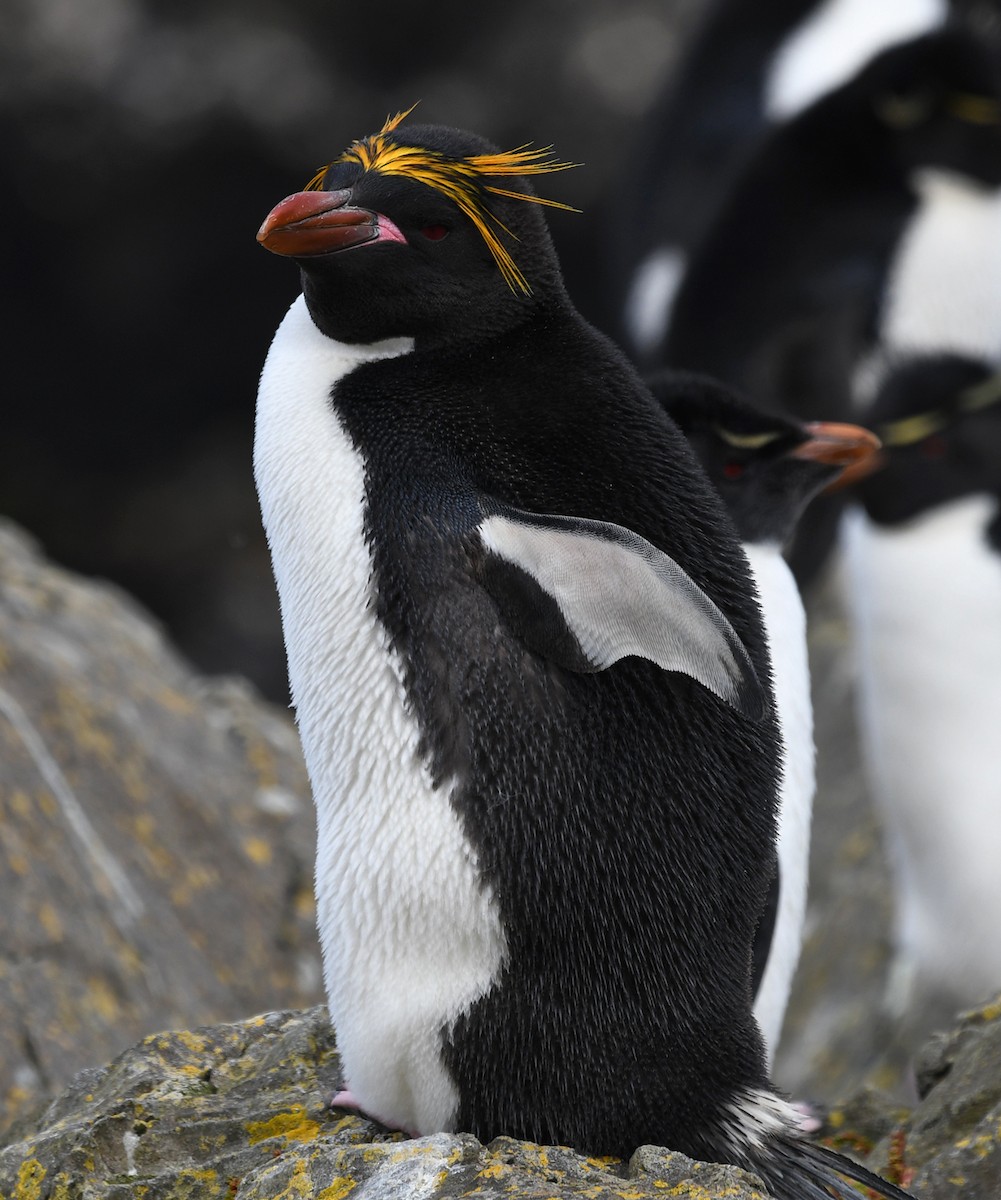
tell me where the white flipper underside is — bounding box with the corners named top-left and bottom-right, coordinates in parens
top-left (480, 511), bottom-right (763, 717)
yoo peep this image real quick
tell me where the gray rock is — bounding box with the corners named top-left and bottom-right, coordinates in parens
top-left (802, 994), bottom-right (1001, 1197)
top-left (10, 998), bottom-right (999, 1199)
top-left (0, 1007), bottom-right (772, 1200)
top-left (881, 995), bottom-right (1001, 1197)
top-left (0, 520), bottom-right (323, 1136)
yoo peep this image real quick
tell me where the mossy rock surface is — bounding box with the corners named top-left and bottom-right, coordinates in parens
top-left (0, 1008), bottom-right (772, 1200)
top-left (0, 521), bottom-right (322, 1135)
top-left (9, 1000), bottom-right (1001, 1199)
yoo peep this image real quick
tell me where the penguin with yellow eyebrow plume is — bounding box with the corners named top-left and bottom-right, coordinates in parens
top-left (254, 110), bottom-right (915, 1200)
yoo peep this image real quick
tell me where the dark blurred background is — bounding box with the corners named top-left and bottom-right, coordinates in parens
top-left (2, 0), bottom-right (703, 701)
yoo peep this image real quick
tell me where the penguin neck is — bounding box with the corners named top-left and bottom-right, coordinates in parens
top-left (300, 259), bottom-right (566, 355)
top-left (783, 105), bottom-right (907, 191)
top-left (727, 483), bottom-right (807, 548)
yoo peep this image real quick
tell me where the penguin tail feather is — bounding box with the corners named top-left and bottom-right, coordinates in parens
top-left (753, 1135), bottom-right (917, 1200)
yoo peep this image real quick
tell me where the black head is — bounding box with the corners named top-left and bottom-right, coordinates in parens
top-left (859, 354), bottom-right (1001, 539)
top-left (811, 25), bottom-right (1001, 185)
top-left (650, 371), bottom-right (880, 544)
top-left (257, 114), bottom-right (577, 346)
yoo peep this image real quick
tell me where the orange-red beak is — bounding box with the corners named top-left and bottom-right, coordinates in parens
top-left (257, 190), bottom-right (406, 257)
top-left (793, 420), bottom-right (883, 490)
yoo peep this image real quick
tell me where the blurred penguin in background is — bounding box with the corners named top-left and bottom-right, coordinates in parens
top-left (615, 0), bottom-right (1001, 1060)
top-left (659, 24), bottom-right (1001, 581)
top-left (617, 0), bottom-right (954, 370)
top-left (840, 165), bottom-right (1001, 1036)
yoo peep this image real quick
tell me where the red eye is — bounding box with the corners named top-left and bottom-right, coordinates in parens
top-left (723, 461), bottom-right (744, 479)
top-left (422, 224), bottom-right (449, 241)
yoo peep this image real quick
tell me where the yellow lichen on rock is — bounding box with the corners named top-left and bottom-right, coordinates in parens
top-left (13, 1159), bottom-right (45, 1200)
top-left (170, 1168), bottom-right (224, 1199)
top-left (46, 1171), bottom-right (76, 1200)
top-left (242, 837), bottom-right (273, 866)
top-left (38, 902), bottom-right (64, 942)
top-left (972, 996), bottom-right (1001, 1024)
top-left (271, 1158), bottom-right (314, 1200)
top-left (246, 1106), bottom-right (321, 1147)
top-left (317, 1178), bottom-right (357, 1200)
top-left (86, 975), bottom-right (121, 1021)
top-left (174, 1030), bottom-right (212, 1055)
top-left (475, 1159), bottom-right (511, 1181)
top-left (954, 1129), bottom-right (998, 1161)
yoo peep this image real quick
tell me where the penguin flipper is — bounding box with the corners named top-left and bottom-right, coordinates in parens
top-left (478, 509), bottom-right (766, 720)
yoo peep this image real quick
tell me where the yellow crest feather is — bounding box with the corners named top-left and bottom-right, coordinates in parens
top-left (302, 107), bottom-right (580, 294)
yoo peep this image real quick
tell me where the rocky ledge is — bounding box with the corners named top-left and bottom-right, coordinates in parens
top-left (0, 1007), bottom-right (768, 1200)
top-left (2, 997), bottom-right (1000, 1200)
top-left (0, 520), bottom-right (323, 1133)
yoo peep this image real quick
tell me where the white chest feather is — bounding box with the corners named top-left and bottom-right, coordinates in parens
top-left (879, 170), bottom-right (1001, 363)
top-left (765, 0), bottom-right (945, 119)
top-left (254, 295), bottom-right (507, 1134)
top-left (841, 499), bottom-right (1001, 996)
top-left (743, 543), bottom-right (815, 1062)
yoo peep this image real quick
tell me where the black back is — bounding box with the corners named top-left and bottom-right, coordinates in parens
top-left (332, 315), bottom-right (780, 1159)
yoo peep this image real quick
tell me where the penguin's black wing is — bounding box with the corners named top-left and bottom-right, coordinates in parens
top-left (476, 506), bottom-right (767, 720)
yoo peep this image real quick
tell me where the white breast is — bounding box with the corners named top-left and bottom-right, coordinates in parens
top-left (841, 499), bottom-right (1001, 1001)
top-left (879, 170), bottom-right (1001, 363)
top-left (254, 295), bottom-right (507, 1134)
top-left (765, 0), bottom-right (945, 120)
top-left (743, 543), bottom-right (815, 1064)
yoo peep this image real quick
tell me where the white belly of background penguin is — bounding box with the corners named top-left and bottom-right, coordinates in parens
top-left (844, 162), bottom-right (1001, 1016)
top-left (869, 170), bottom-right (1001, 383)
top-left (255, 295), bottom-right (508, 1135)
top-left (744, 543), bottom-right (814, 1062)
top-left (842, 496), bottom-right (1001, 1005)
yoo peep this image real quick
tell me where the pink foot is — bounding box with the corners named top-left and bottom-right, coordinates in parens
top-left (793, 1099), bottom-right (823, 1134)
